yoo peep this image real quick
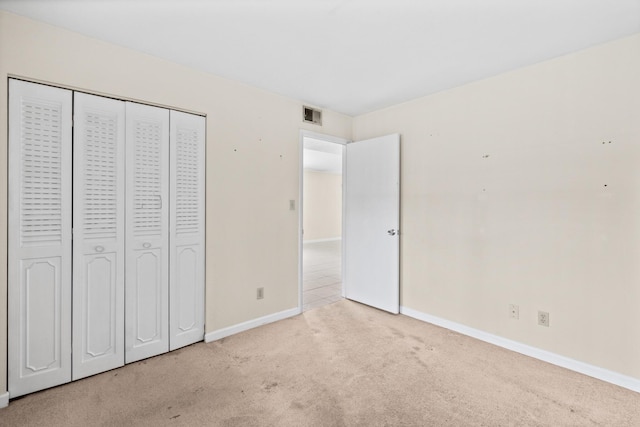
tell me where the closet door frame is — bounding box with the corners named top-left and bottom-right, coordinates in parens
top-left (7, 80), bottom-right (207, 398)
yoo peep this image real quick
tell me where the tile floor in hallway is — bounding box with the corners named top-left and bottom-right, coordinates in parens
top-left (303, 239), bottom-right (343, 311)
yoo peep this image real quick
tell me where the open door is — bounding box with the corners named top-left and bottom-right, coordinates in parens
top-left (344, 134), bottom-right (400, 314)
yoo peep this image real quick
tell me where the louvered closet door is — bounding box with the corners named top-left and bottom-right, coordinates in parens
top-left (72, 93), bottom-right (125, 379)
top-left (169, 111), bottom-right (205, 350)
top-left (125, 102), bottom-right (170, 363)
top-left (8, 80), bottom-right (73, 397)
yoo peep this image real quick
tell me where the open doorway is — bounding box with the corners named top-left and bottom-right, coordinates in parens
top-left (300, 132), bottom-right (347, 311)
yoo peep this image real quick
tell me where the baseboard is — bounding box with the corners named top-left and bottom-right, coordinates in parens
top-left (204, 307), bottom-right (300, 343)
top-left (303, 237), bottom-right (341, 243)
top-left (400, 306), bottom-right (640, 394)
top-left (0, 391), bottom-right (8, 409)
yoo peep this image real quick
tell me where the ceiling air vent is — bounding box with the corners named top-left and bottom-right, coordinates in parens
top-left (302, 106), bottom-right (322, 125)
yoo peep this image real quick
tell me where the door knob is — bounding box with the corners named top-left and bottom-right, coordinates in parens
top-left (387, 229), bottom-right (398, 236)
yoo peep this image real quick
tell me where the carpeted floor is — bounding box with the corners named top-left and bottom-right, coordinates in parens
top-left (3, 299), bottom-right (640, 426)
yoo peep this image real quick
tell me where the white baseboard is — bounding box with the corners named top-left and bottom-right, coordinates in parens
top-left (205, 307), bottom-right (300, 343)
top-left (303, 237), bottom-right (341, 244)
top-left (0, 391), bottom-right (8, 409)
top-left (400, 306), bottom-right (640, 394)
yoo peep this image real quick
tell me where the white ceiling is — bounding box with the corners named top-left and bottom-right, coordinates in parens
top-left (303, 149), bottom-right (343, 174)
top-left (1, 0), bottom-right (639, 116)
top-left (304, 138), bottom-right (343, 174)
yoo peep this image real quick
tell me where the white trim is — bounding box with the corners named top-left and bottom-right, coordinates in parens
top-left (0, 391), bottom-right (9, 408)
top-left (204, 307), bottom-right (300, 343)
top-left (299, 133), bottom-right (304, 312)
top-left (300, 129), bottom-right (350, 146)
top-left (8, 75), bottom-right (206, 117)
top-left (400, 306), bottom-right (640, 394)
top-left (303, 237), bottom-right (341, 244)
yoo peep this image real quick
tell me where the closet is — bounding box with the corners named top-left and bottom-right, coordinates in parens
top-left (8, 79), bottom-right (205, 397)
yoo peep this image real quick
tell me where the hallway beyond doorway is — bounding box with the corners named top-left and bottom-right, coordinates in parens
top-left (303, 240), bottom-right (342, 311)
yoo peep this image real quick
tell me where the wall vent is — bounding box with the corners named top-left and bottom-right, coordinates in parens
top-left (302, 106), bottom-right (322, 125)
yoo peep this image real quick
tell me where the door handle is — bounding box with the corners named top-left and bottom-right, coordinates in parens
top-left (387, 229), bottom-right (398, 236)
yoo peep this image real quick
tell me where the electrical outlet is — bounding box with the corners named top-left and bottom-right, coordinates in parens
top-left (538, 311), bottom-right (549, 327)
top-left (508, 304), bottom-right (519, 319)
top-left (257, 287), bottom-right (264, 300)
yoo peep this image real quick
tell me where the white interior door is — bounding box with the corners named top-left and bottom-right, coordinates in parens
top-left (169, 111), bottom-right (205, 350)
top-left (125, 102), bottom-right (170, 363)
top-left (72, 93), bottom-right (126, 379)
top-left (8, 80), bottom-right (73, 397)
top-left (344, 134), bottom-right (400, 314)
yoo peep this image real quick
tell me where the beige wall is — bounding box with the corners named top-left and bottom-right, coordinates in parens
top-left (303, 171), bottom-right (342, 241)
top-left (0, 11), bottom-right (352, 395)
top-left (353, 33), bottom-right (640, 380)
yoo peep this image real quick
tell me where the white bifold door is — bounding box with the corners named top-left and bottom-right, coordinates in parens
top-left (8, 80), bottom-right (205, 398)
top-left (8, 80), bottom-right (73, 397)
top-left (125, 102), bottom-right (170, 363)
top-left (73, 93), bottom-right (126, 380)
top-left (169, 111), bottom-right (206, 351)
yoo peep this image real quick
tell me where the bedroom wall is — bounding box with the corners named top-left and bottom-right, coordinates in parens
top-left (353, 33), bottom-right (640, 380)
top-left (303, 171), bottom-right (342, 241)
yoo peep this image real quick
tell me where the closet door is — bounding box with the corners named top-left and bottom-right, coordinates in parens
top-left (8, 80), bottom-right (72, 397)
top-left (125, 102), bottom-right (170, 363)
top-left (169, 111), bottom-right (205, 350)
top-left (72, 93), bottom-right (126, 379)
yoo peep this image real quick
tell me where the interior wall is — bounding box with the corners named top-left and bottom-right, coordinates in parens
top-left (353, 33), bottom-right (640, 380)
top-left (0, 11), bottom-right (352, 396)
top-left (303, 171), bottom-right (342, 241)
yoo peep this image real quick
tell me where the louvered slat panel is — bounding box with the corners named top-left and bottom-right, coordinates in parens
top-left (176, 127), bottom-right (200, 235)
top-left (83, 112), bottom-right (119, 238)
top-left (20, 100), bottom-right (63, 246)
top-left (133, 120), bottom-right (163, 237)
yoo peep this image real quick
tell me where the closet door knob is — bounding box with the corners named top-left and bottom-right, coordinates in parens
top-left (143, 242), bottom-right (151, 248)
top-left (95, 246), bottom-right (104, 253)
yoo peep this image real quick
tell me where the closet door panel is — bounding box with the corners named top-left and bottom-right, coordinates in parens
top-left (72, 93), bottom-right (125, 380)
top-left (125, 102), bottom-right (170, 363)
top-left (169, 111), bottom-right (205, 350)
top-left (8, 80), bottom-right (73, 397)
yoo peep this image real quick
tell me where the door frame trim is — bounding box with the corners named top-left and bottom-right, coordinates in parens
top-left (298, 130), bottom-right (349, 312)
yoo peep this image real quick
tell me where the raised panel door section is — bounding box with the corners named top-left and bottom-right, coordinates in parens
top-left (8, 79), bottom-right (73, 397)
top-left (125, 102), bottom-right (170, 363)
top-left (72, 93), bottom-right (125, 379)
top-left (169, 111), bottom-right (205, 350)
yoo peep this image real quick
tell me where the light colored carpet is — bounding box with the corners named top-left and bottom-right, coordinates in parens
top-left (3, 299), bottom-right (639, 426)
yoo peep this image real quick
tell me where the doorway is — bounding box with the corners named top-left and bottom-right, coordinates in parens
top-left (300, 131), bottom-right (347, 311)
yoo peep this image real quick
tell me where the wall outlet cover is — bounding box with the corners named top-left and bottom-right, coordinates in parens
top-left (538, 311), bottom-right (550, 327)
top-left (509, 304), bottom-right (519, 319)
